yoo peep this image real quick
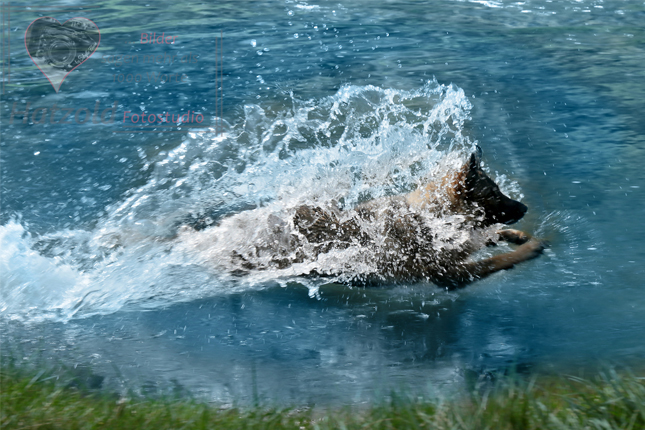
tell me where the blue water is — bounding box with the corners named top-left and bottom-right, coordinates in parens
top-left (1, 0), bottom-right (645, 405)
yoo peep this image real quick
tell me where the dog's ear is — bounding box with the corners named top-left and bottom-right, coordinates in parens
top-left (475, 144), bottom-right (483, 162)
top-left (464, 152), bottom-right (479, 175)
top-left (469, 152), bottom-right (479, 170)
top-left (463, 152), bottom-right (481, 189)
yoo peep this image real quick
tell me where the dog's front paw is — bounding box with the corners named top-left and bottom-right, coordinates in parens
top-left (519, 238), bottom-right (548, 260)
top-left (497, 229), bottom-right (531, 245)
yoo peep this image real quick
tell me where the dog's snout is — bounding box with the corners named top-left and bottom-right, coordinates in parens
top-left (500, 200), bottom-right (528, 224)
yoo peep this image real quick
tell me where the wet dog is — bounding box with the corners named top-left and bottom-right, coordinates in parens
top-left (289, 152), bottom-right (546, 288)
top-left (186, 152), bottom-right (546, 289)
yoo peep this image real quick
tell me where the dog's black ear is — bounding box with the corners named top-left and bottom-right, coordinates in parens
top-left (464, 152), bottom-right (481, 188)
top-left (468, 152), bottom-right (479, 171)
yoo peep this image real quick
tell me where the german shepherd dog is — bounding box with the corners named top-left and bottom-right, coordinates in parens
top-left (186, 152), bottom-right (545, 289)
top-left (287, 152), bottom-right (546, 288)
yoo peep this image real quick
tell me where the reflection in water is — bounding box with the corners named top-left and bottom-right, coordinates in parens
top-left (1, 286), bottom-right (475, 404)
top-left (3, 275), bottom-right (640, 405)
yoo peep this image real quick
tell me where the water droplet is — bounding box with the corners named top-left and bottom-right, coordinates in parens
top-left (251, 39), bottom-right (257, 47)
top-left (294, 33), bottom-right (299, 38)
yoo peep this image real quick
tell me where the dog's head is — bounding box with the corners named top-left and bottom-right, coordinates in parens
top-left (459, 153), bottom-right (528, 226)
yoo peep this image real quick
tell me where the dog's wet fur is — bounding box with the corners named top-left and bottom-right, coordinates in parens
top-left (189, 152), bottom-right (546, 289)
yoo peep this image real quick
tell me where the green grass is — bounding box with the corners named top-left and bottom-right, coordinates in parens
top-left (2, 365), bottom-right (645, 430)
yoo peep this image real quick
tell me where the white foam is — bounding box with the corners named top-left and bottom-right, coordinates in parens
top-left (2, 81), bottom-right (502, 322)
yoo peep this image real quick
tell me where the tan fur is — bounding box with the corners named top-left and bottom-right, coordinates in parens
top-left (291, 153), bottom-right (546, 289)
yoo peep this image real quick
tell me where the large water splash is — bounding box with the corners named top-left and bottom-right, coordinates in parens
top-left (1, 80), bottom-right (489, 322)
